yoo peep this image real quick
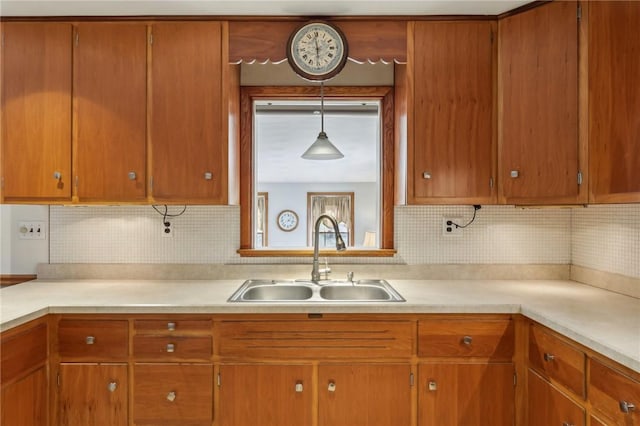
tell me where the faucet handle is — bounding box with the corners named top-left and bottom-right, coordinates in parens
top-left (347, 272), bottom-right (354, 282)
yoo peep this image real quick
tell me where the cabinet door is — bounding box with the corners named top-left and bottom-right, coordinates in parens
top-left (58, 363), bottom-right (128, 426)
top-left (150, 22), bottom-right (227, 203)
top-left (410, 21), bottom-right (495, 204)
top-left (1, 367), bottom-right (47, 426)
top-left (1, 22), bottom-right (72, 202)
top-left (418, 363), bottom-right (514, 426)
top-left (74, 23), bottom-right (147, 202)
top-left (528, 369), bottom-right (585, 426)
top-left (588, 1), bottom-right (640, 203)
top-left (499, 1), bottom-right (584, 204)
top-left (134, 364), bottom-right (213, 425)
top-left (318, 364), bottom-right (411, 426)
top-left (218, 364), bottom-right (313, 426)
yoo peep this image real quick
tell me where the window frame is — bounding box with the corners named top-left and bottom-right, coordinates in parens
top-left (237, 86), bottom-right (395, 257)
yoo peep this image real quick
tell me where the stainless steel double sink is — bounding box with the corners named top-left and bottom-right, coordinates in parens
top-left (228, 279), bottom-right (405, 303)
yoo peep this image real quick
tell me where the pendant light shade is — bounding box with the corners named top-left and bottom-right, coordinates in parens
top-left (301, 83), bottom-right (344, 160)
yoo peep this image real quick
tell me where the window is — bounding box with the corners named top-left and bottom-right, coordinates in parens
top-left (308, 192), bottom-right (354, 247)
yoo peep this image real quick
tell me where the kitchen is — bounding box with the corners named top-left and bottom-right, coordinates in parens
top-left (1, 1), bottom-right (639, 425)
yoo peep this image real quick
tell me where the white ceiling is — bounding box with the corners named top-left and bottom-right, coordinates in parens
top-left (1, 0), bottom-right (532, 17)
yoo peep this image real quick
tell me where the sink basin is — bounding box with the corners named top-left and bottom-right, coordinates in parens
top-left (319, 285), bottom-right (392, 301)
top-left (241, 284), bottom-right (313, 301)
top-left (228, 279), bottom-right (404, 303)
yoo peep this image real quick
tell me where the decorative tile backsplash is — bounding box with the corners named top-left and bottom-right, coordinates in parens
top-left (572, 204), bottom-right (640, 279)
top-left (50, 204), bottom-right (573, 266)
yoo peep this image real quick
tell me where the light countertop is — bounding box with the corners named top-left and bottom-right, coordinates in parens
top-left (1, 278), bottom-right (638, 372)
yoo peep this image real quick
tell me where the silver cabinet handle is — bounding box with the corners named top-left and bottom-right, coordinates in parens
top-left (166, 343), bottom-right (175, 353)
top-left (422, 171), bottom-right (432, 179)
top-left (53, 171), bottom-right (62, 180)
top-left (128, 171), bottom-right (137, 180)
top-left (85, 336), bottom-right (95, 345)
top-left (544, 353), bottom-right (555, 362)
top-left (620, 401), bottom-right (636, 413)
top-left (462, 335), bottom-right (473, 346)
top-left (204, 172), bottom-right (213, 180)
top-left (295, 382), bottom-right (303, 393)
top-left (167, 322), bottom-right (176, 331)
top-left (510, 170), bottom-right (520, 178)
top-left (562, 422), bottom-right (574, 426)
top-left (328, 381), bottom-right (336, 392)
top-left (428, 380), bottom-right (437, 391)
top-left (166, 391), bottom-right (176, 402)
top-left (107, 381), bottom-right (117, 392)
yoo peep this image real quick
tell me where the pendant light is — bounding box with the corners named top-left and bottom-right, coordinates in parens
top-left (301, 82), bottom-right (344, 160)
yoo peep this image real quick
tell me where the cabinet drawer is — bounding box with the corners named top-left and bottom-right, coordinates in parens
top-left (134, 319), bottom-right (212, 334)
top-left (134, 364), bottom-right (213, 425)
top-left (528, 324), bottom-right (585, 398)
top-left (418, 318), bottom-right (514, 358)
top-left (589, 358), bottom-right (640, 426)
top-left (528, 368), bottom-right (585, 426)
top-left (1, 322), bottom-right (47, 383)
top-left (58, 320), bottom-right (128, 360)
top-left (133, 336), bottom-right (212, 360)
top-left (218, 320), bottom-right (413, 359)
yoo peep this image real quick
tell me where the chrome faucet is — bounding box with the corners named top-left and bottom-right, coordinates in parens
top-left (311, 214), bottom-right (346, 282)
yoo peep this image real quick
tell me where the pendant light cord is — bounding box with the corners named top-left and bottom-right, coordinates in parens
top-left (320, 81), bottom-right (325, 132)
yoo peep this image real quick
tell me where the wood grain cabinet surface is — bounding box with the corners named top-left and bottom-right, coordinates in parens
top-left (589, 358), bottom-right (640, 426)
top-left (57, 319), bottom-right (129, 361)
top-left (149, 22), bottom-right (228, 204)
top-left (408, 20), bottom-right (495, 204)
top-left (528, 368), bottom-right (585, 426)
top-left (73, 23), bottom-right (147, 202)
top-left (587, 1), bottom-right (640, 203)
top-left (1, 22), bottom-right (72, 202)
top-left (498, 0), bottom-right (585, 205)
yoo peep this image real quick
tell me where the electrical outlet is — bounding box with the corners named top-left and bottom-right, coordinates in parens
top-left (162, 222), bottom-right (174, 238)
top-left (442, 217), bottom-right (463, 237)
top-left (18, 221), bottom-right (46, 240)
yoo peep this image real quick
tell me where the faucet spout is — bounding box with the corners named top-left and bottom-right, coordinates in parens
top-left (311, 214), bottom-right (346, 282)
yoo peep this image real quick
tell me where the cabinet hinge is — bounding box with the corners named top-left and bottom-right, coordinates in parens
top-left (74, 31), bottom-right (79, 47)
top-left (150, 176), bottom-right (154, 191)
top-left (74, 176), bottom-right (79, 189)
top-left (577, 4), bottom-right (582, 21)
top-left (489, 177), bottom-right (494, 189)
top-left (410, 373), bottom-right (415, 387)
top-left (513, 372), bottom-right (517, 386)
top-left (57, 372), bottom-right (61, 387)
top-left (490, 30), bottom-right (494, 44)
top-left (149, 33), bottom-right (153, 45)
top-left (577, 171), bottom-right (583, 186)
top-left (217, 373), bottom-right (221, 387)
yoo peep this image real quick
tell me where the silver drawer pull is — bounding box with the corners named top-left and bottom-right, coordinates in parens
top-left (295, 382), bottom-right (303, 393)
top-left (428, 380), bottom-right (437, 391)
top-left (128, 171), bottom-right (137, 180)
top-left (53, 171), bottom-right (62, 180)
top-left (328, 381), bottom-right (336, 392)
top-left (166, 343), bottom-right (175, 353)
top-left (543, 353), bottom-right (555, 362)
top-left (422, 171), bottom-right (432, 180)
top-left (562, 422), bottom-right (574, 426)
top-left (462, 335), bottom-right (473, 346)
top-left (167, 322), bottom-right (176, 331)
top-left (85, 336), bottom-right (95, 345)
top-left (107, 381), bottom-right (117, 392)
top-left (510, 170), bottom-right (519, 178)
top-left (166, 391), bottom-right (176, 402)
top-left (204, 172), bottom-right (213, 180)
top-left (620, 401), bottom-right (636, 413)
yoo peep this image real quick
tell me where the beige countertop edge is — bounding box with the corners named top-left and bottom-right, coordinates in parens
top-left (1, 279), bottom-right (638, 373)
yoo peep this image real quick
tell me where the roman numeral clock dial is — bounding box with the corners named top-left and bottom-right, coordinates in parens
top-left (286, 21), bottom-right (349, 81)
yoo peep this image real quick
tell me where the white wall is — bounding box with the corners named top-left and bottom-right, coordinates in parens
top-left (0, 205), bottom-right (49, 274)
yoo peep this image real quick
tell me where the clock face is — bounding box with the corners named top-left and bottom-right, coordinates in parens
top-left (277, 210), bottom-right (299, 232)
top-left (287, 21), bottom-right (349, 81)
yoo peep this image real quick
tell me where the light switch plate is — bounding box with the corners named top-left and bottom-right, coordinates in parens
top-left (18, 221), bottom-right (46, 240)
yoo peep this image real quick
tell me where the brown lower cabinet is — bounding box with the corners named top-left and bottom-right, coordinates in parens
top-left (57, 363), bottom-right (128, 426)
top-left (3, 313), bottom-right (640, 426)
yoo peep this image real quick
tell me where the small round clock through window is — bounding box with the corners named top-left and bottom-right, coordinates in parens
top-left (277, 210), bottom-right (299, 232)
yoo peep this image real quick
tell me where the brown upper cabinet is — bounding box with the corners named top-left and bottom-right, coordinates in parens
top-left (150, 22), bottom-right (231, 204)
top-left (73, 23), bottom-right (147, 202)
top-left (587, 1), bottom-right (640, 203)
top-left (498, 1), bottom-right (585, 205)
top-left (1, 23), bottom-right (73, 202)
top-left (407, 20), bottom-right (496, 205)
